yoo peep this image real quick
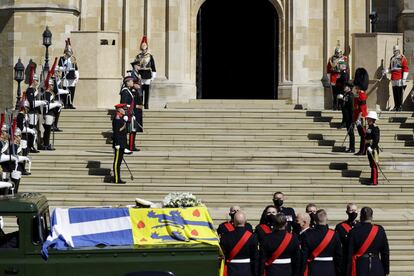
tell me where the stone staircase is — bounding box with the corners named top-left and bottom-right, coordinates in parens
top-left (21, 99), bottom-right (414, 275)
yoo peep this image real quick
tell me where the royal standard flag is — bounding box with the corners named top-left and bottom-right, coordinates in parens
top-left (129, 207), bottom-right (220, 247)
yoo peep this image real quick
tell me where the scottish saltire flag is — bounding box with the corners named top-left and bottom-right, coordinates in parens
top-left (41, 207), bottom-right (133, 259)
top-left (41, 206), bottom-right (219, 260)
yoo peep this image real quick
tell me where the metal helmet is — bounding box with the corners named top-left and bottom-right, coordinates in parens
top-left (334, 47), bottom-right (343, 57)
top-left (393, 44), bottom-right (400, 55)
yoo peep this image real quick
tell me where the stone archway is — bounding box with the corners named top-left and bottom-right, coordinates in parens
top-left (192, 0), bottom-right (285, 100)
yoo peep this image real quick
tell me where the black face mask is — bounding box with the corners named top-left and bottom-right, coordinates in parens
top-left (309, 213), bottom-right (317, 225)
top-left (229, 213), bottom-right (235, 220)
top-left (347, 212), bottom-right (358, 222)
top-left (266, 214), bottom-right (277, 224)
top-left (273, 199), bottom-right (283, 208)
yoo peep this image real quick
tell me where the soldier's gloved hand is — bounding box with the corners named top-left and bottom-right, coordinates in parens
top-left (132, 116), bottom-right (136, 120)
top-left (123, 115), bottom-right (128, 122)
top-left (356, 119), bottom-right (362, 126)
top-left (367, 147), bottom-right (373, 154)
top-left (115, 145), bottom-right (120, 150)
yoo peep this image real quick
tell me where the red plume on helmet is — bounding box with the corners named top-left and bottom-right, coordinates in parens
top-left (12, 118), bottom-right (17, 136)
top-left (0, 113), bottom-right (4, 129)
top-left (28, 64), bottom-right (35, 86)
top-left (140, 36), bottom-right (148, 49)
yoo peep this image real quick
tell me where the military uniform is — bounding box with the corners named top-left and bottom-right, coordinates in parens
top-left (217, 221), bottom-right (253, 236)
top-left (353, 90), bottom-right (368, 155)
top-left (327, 47), bottom-right (349, 110)
top-left (112, 104), bottom-right (128, 184)
top-left (259, 230), bottom-right (301, 276)
top-left (346, 222), bottom-right (389, 276)
top-left (342, 85), bottom-right (355, 152)
top-left (335, 220), bottom-right (359, 275)
top-left (220, 227), bottom-right (259, 276)
top-left (365, 122), bottom-right (380, 185)
top-left (277, 206), bottom-right (296, 233)
top-left (301, 225), bottom-right (342, 276)
top-left (120, 84), bottom-right (137, 151)
top-left (41, 81), bottom-right (62, 150)
top-left (255, 223), bottom-right (274, 244)
top-left (58, 38), bottom-right (79, 109)
top-left (388, 45), bottom-right (409, 111)
top-left (135, 36), bottom-right (156, 109)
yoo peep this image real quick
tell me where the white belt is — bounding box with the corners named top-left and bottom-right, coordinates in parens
top-left (314, 257), bottom-right (333, 261)
top-left (272, 258), bottom-right (291, 264)
top-left (229, 258), bottom-right (250, 263)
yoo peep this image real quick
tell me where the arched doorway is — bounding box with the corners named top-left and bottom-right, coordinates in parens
top-left (196, 0), bottom-right (279, 99)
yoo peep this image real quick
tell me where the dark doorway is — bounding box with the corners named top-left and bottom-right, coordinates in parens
top-left (196, 0), bottom-right (279, 99)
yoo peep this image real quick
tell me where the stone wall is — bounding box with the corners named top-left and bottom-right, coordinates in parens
top-left (5, 0), bottom-right (412, 111)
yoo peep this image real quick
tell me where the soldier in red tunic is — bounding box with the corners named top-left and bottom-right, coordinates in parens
top-left (384, 44), bottom-right (409, 111)
top-left (352, 68), bottom-right (369, 156)
top-left (327, 45), bottom-right (349, 110)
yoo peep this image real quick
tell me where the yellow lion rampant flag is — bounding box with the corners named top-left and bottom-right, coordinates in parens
top-left (129, 207), bottom-right (220, 247)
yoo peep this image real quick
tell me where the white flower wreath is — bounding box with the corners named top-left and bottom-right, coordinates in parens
top-left (162, 192), bottom-right (203, 208)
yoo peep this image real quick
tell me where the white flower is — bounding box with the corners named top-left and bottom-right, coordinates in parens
top-left (162, 192), bottom-right (203, 208)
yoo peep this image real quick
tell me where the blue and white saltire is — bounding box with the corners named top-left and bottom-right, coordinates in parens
top-left (41, 207), bottom-right (133, 260)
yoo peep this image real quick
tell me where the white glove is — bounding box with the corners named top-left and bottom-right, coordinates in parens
top-left (382, 69), bottom-right (389, 76)
top-left (115, 145), bottom-right (120, 150)
top-left (132, 116), bottom-right (136, 120)
top-left (123, 115), bottom-right (128, 122)
top-left (356, 119), bottom-right (362, 126)
top-left (367, 147), bottom-right (373, 154)
top-left (127, 104), bottom-right (130, 108)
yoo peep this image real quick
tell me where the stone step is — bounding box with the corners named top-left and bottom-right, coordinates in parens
top-left (20, 190), bottom-right (414, 208)
top-left (21, 180), bottom-right (414, 192)
top-left (27, 166), bottom-right (414, 178)
top-left (29, 159), bottom-right (414, 169)
top-left (52, 139), bottom-right (413, 149)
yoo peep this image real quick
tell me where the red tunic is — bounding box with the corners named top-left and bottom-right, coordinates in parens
top-left (353, 90), bottom-right (368, 122)
top-left (389, 55), bottom-right (409, 81)
top-left (327, 56), bottom-right (348, 85)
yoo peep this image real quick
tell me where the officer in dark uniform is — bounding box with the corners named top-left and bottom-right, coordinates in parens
top-left (301, 209), bottom-right (342, 276)
top-left (255, 205), bottom-right (278, 244)
top-left (120, 76), bottom-right (138, 151)
top-left (335, 203), bottom-right (359, 275)
top-left (259, 213), bottom-right (301, 276)
top-left (341, 80), bottom-right (355, 153)
top-left (112, 103), bottom-right (128, 184)
top-left (335, 203), bottom-right (359, 248)
top-left (220, 211), bottom-right (258, 276)
top-left (346, 207), bottom-right (389, 276)
top-left (273, 192), bottom-right (297, 233)
top-left (217, 206), bottom-right (253, 236)
top-left (365, 111), bottom-right (381, 185)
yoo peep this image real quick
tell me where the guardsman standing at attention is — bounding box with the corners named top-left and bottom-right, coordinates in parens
top-left (301, 209), bottom-right (342, 276)
top-left (135, 36), bottom-right (156, 109)
top-left (120, 75), bottom-right (137, 151)
top-left (217, 206), bottom-right (253, 237)
top-left (335, 203), bottom-right (359, 274)
top-left (346, 207), bottom-right (389, 276)
top-left (220, 211), bottom-right (258, 276)
top-left (112, 103), bottom-right (128, 184)
top-left (365, 111), bottom-right (381, 186)
top-left (384, 43), bottom-right (409, 111)
top-left (259, 213), bottom-right (301, 276)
